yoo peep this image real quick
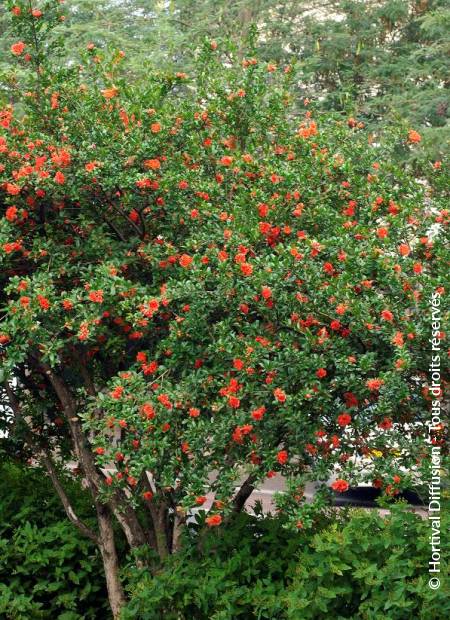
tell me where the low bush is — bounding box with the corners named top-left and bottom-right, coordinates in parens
top-left (0, 462), bottom-right (110, 620)
top-left (123, 505), bottom-right (449, 620)
top-left (0, 462), bottom-right (447, 619)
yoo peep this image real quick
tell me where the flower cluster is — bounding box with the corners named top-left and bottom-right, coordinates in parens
top-left (0, 8), bottom-right (448, 529)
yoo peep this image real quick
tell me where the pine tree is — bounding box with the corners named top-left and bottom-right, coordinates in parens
top-left (1, 0), bottom-right (448, 163)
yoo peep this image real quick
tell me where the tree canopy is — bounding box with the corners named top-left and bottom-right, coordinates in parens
top-left (0, 2), bottom-right (448, 617)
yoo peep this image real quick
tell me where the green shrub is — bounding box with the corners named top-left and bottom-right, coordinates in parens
top-left (284, 506), bottom-right (448, 620)
top-left (0, 462), bottom-right (110, 619)
top-left (0, 460), bottom-right (91, 536)
top-left (123, 505), bottom-right (448, 620)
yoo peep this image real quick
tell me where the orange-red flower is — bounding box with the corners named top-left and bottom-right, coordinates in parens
top-left (205, 514), bottom-right (222, 527)
top-left (141, 404), bottom-right (155, 419)
top-left (89, 290), bottom-right (104, 303)
top-left (11, 42), bottom-right (26, 56)
top-left (251, 406), bottom-right (266, 421)
top-left (331, 479), bottom-right (349, 492)
top-left (392, 332), bottom-right (404, 346)
top-left (179, 254), bottom-right (193, 268)
top-left (337, 413), bottom-right (351, 427)
top-left (85, 161), bottom-right (98, 172)
top-left (78, 323), bottom-right (89, 341)
top-left (366, 378), bottom-right (384, 391)
top-left (54, 171), bottom-right (65, 185)
top-left (261, 286), bottom-right (272, 300)
top-left (277, 450), bottom-right (288, 465)
top-left (143, 158), bottom-right (161, 170)
top-left (110, 386), bottom-right (124, 399)
top-left (5, 206), bottom-right (18, 222)
top-left (37, 295), bottom-right (50, 310)
top-left (228, 396), bottom-right (240, 408)
top-left (101, 86), bottom-right (119, 99)
top-left (408, 129), bottom-right (421, 144)
top-left (6, 183), bottom-right (21, 195)
top-left (398, 243), bottom-right (410, 257)
top-left (273, 388), bottom-right (286, 403)
top-left (379, 417), bottom-right (393, 430)
top-left (220, 156), bottom-right (233, 166)
top-left (240, 262), bottom-right (253, 276)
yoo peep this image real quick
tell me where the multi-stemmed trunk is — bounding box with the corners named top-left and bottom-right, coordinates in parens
top-left (96, 505), bottom-right (126, 619)
top-left (4, 361), bottom-right (257, 619)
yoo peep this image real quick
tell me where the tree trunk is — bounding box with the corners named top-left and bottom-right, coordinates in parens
top-left (97, 504), bottom-right (126, 620)
top-left (148, 503), bottom-right (169, 560)
top-left (110, 493), bottom-right (149, 549)
top-left (42, 362), bottom-right (151, 551)
top-left (171, 511), bottom-right (186, 553)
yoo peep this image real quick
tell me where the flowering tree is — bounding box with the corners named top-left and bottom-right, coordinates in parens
top-left (0, 2), bottom-right (448, 617)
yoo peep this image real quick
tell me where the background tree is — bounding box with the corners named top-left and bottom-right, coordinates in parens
top-left (1, 1), bottom-right (448, 166)
top-left (298, 0), bottom-right (449, 166)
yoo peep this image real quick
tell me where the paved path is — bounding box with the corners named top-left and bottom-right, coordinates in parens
top-left (200, 473), bottom-right (427, 517)
top-left (89, 464), bottom-right (426, 518)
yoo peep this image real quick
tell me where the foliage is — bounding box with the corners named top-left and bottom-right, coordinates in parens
top-left (0, 2), bottom-right (448, 615)
top-left (297, 0), bottom-right (450, 167)
top-left (0, 462), bottom-right (109, 620)
top-left (122, 505), bottom-right (450, 619)
top-left (1, 1), bottom-right (448, 165)
top-left (1, 0), bottom-right (447, 523)
top-left (0, 459), bottom-right (94, 534)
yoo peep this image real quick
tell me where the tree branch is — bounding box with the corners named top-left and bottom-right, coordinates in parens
top-left (36, 357), bottom-right (151, 550)
top-left (3, 380), bottom-right (99, 543)
top-left (40, 451), bottom-right (99, 543)
top-left (232, 473), bottom-right (257, 513)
